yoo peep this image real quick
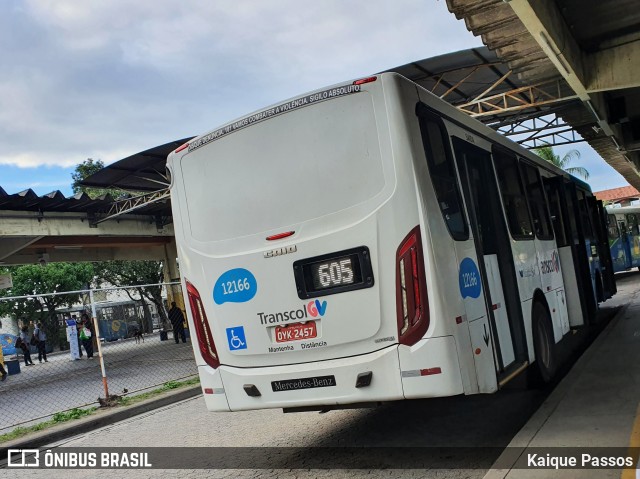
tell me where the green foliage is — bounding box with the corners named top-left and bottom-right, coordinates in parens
top-left (533, 145), bottom-right (590, 180)
top-left (0, 263), bottom-right (94, 335)
top-left (115, 376), bottom-right (200, 406)
top-left (52, 407), bottom-right (95, 422)
top-left (93, 260), bottom-right (169, 331)
top-left (71, 158), bottom-right (125, 199)
top-left (94, 260), bottom-right (164, 286)
top-left (161, 380), bottom-right (181, 390)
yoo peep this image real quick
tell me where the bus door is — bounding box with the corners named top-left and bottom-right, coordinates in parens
top-left (544, 176), bottom-right (586, 326)
top-left (625, 213), bottom-right (640, 268)
top-left (452, 137), bottom-right (528, 379)
top-left (608, 213), bottom-right (628, 272)
top-left (594, 200), bottom-right (616, 298)
top-left (563, 182), bottom-right (598, 324)
top-left (618, 218), bottom-right (632, 268)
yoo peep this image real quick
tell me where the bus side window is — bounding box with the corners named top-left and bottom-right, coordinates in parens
top-left (543, 178), bottom-right (568, 247)
top-left (626, 214), bottom-right (639, 235)
top-left (576, 190), bottom-right (594, 239)
top-left (520, 162), bottom-right (553, 240)
top-left (492, 148), bottom-right (534, 240)
top-left (417, 108), bottom-right (469, 241)
top-left (607, 214), bottom-right (620, 241)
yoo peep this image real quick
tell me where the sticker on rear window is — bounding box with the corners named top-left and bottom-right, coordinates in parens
top-left (214, 268), bottom-right (257, 305)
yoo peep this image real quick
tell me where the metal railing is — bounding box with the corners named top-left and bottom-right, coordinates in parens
top-left (0, 282), bottom-right (197, 435)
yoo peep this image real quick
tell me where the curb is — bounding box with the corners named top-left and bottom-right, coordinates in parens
top-left (482, 299), bottom-right (631, 479)
top-left (0, 385), bottom-right (201, 456)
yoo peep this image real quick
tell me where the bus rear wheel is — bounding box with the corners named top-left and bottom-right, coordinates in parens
top-left (530, 301), bottom-right (557, 386)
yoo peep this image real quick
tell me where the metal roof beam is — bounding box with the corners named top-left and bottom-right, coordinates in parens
top-left (93, 189), bottom-right (171, 226)
top-left (457, 79), bottom-right (577, 117)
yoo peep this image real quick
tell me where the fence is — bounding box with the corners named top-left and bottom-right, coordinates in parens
top-left (0, 282), bottom-right (198, 435)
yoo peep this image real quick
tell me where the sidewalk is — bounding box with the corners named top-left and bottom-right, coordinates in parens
top-left (485, 272), bottom-right (640, 478)
top-left (0, 384), bottom-right (201, 457)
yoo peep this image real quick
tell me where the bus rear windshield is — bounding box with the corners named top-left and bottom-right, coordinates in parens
top-left (181, 92), bottom-right (385, 242)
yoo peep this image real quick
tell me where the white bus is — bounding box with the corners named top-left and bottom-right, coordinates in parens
top-left (167, 73), bottom-right (614, 412)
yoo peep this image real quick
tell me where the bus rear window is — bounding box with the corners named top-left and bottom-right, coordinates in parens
top-left (181, 93), bottom-right (386, 242)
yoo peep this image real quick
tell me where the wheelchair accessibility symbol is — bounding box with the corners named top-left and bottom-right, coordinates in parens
top-left (226, 326), bottom-right (247, 351)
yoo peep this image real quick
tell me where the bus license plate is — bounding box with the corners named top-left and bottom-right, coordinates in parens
top-left (275, 322), bottom-right (317, 343)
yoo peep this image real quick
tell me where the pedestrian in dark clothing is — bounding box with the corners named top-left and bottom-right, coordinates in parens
top-left (80, 313), bottom-right (94, 358)
top-left (34, 322), bottom-right (48, 363)
top-left (168, 302), bottom-right (186, 344)
top-left (72, 315), bottom-right (83, 358)
top-left (19, 325), bottom-right (35, 366)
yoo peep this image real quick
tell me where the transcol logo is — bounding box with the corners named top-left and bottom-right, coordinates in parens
top-left (258, 300), bottom-right (327, 325)
top-left (540, 251), bottom-right (561, 275)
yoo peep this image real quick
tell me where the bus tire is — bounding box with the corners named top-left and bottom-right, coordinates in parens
top-left (530, 301), bottom-right (557, 386)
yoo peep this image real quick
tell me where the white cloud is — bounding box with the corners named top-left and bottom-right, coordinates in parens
top-left (0, 0), bottom-right (480, 171)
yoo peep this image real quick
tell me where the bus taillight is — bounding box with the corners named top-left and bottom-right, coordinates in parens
top-left (186, 280), bottom-right (220, 369)
top-left (353, 76), bottom-right (377, 85)
top-left (395, 226), bottom-right (429, 346)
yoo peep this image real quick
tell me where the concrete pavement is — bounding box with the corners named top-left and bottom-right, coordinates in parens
top-left (0, 384), bottom-right (201, 456)
top-left (0, 332), bottom-right (196, 434)
top-left (485, 270), bottom-right (640, 478)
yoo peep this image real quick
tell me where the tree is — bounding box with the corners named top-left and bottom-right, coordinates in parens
top-left (0, 263), bottom-right (95, 344)
top-left (71, 161), bottom-right (169, 333)
top-left (533, 145), bottom-right (589, 180)
top-left (93, 261), bottom-right (168, 333)
top-left (71, 158), bottom-right (126, 199)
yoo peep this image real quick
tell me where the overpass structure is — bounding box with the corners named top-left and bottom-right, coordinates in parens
top-left (0, 187), bottom-right (178, 283)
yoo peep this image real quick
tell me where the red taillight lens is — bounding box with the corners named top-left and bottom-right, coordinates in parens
top-left (186, 280), bottom-right (220, 369)
top-left (353, 76), bottom-right (377, 85)
top-left (395, 226), bottom-right (429, 346)
top-left (175, 142), bottom-right (189, 153)
top-left (266, 231), bottom-right (295, 241)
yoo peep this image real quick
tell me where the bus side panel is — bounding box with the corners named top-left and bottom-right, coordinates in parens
top-left (609, 231), bottom-right (629, 272)
top-left (410, 85), bottom-right (495, 395)
top-left (483, 255), bottom-right (515, 366)
top-left (468, 317), bottom-right (498, 393)
top-left (398, 336), bottom-right (464, 398)
top-left (537, 239), bottom-right (570, 341)
top-left (511, 240), bottom-right (537, 364)
top-left (199, 365), bottom-right (231, 412)
top-left (559, 246), bottom-right (584, 327)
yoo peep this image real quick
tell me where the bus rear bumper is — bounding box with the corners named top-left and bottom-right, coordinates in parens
top-left (198, 336), bottom-right (463, 412)
top-left (212, 346), bottom-right (403, 411)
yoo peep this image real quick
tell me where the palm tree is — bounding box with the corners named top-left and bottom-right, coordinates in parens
top-left (533, 145), bottom-right (589, 180)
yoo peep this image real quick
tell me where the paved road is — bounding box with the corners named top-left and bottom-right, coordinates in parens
top-left (0, 332), bottom-right (197, 434)
top-left (6, 272), bottom-right (638, 478)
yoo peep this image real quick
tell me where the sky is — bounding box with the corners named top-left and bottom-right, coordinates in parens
top-left (0, 0), bottom-right (629, 196)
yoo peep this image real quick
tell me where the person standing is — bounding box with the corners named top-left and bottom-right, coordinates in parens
top-left (168, 302), bottom-right (186, 344)
top-left (79, 313), bottom-right (94, 358)
top-left (34, 322), bottom-right (48, 363)
top-left (0, 347), bottom-right (7, 381)
top-left (19, 325), bottom-right (35, 366)
top-left (71, 315), bottom-right (83, 358)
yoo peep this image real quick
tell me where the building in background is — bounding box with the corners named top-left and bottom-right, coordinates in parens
top-left (595, 185), bottom-right (640, 207)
